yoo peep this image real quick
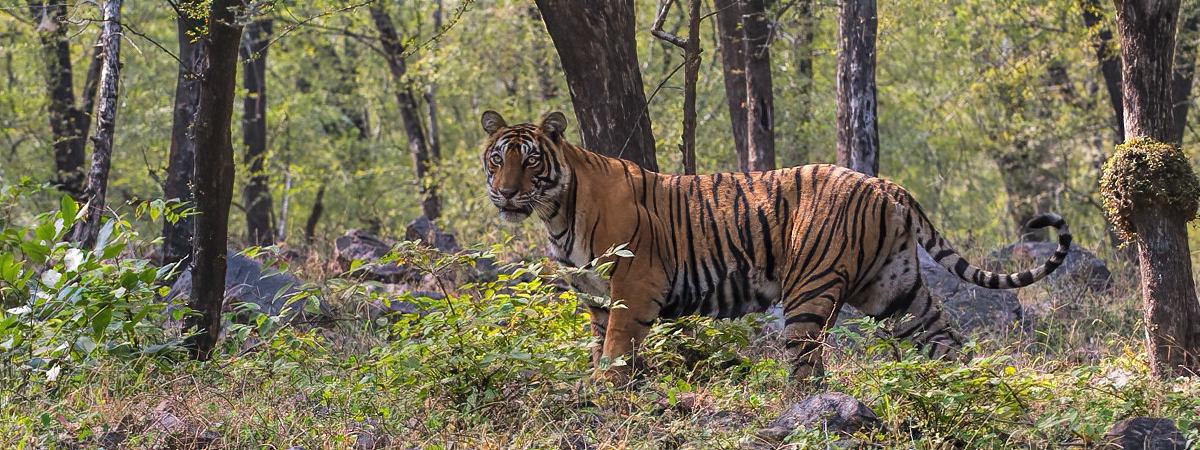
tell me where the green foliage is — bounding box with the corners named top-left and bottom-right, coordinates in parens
top-left (642, 315), bottom-right (759, 381)
top-left (1100, 137), bottom-right (1200, 241)
top-left (0, 187), bottom-right (180, 391)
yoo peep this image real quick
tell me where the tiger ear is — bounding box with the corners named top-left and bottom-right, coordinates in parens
top-left (481, 111), bottom-right (507, 135)
top-left (540, 111), bottom-right (569, 139)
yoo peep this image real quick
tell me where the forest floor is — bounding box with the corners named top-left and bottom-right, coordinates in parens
top-left (2, 235), bottom-right (1199, 449)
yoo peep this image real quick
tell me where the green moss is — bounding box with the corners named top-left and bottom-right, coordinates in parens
top-left (1099, 137), bottom-right (1200, 242)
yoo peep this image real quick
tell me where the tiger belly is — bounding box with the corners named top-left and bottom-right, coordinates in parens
top-left (662, 267), bottom-right (781, 319)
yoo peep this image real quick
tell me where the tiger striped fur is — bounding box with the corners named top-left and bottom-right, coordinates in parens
top-left (480, 111), bottom-right (1072, 382)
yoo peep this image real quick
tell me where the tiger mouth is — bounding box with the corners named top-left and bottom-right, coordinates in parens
top-left (497, 204), bottom-right (533, 222)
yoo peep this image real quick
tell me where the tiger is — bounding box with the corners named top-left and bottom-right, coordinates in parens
top-left (479, 110), bottom-right (1072, 383)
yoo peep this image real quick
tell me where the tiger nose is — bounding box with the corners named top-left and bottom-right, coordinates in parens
top-left (498, 188), bottom-right (518, 199)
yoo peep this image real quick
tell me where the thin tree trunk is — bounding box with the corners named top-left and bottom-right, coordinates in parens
top-left (368, 4), bottom-right (440, 220)
top-left (1170, 0), bottom-right (1200, 144)
top-left (241, 19), bottom-right (275, 247)
top-left (652, 0), bottom-right (700, 175)
top-left (161, 6), bottom-right (205, 269)
top-left (28, 1), bottom-right (86, 199)
top-left (714, 0), bottom-right (749, 168)
top-left (304, 184), bottom-right (325, 245)
top-left (535, 0), bottom-right (659, 171)
top-left (186, 0), bottom-right (244, 361)
top-left (793, 0), bottom-right (815, 165)
top-left (836, 0), bottom-right (880, 176)
top-left (743, 0), bottom-right (775, 171)
top-left (1082, 0), bottom-right (1127, 143)
top-left (1111, 0), bottom-right (1200, 377)
top-left (276, 165), bottom-right (290, 242)
top-left (681, 0), bottom-right (699, 175)
top-left (425, 0), bottom-right (443, 217)
top-left (71, 0), bottom-right (121, 248)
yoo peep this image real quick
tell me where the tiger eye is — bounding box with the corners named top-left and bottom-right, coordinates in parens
top-left (526, 156), bottom-right (538, 166)
top-left (490, 154), bottom-right (503, 165)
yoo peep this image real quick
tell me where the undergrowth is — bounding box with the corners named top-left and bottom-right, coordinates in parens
top-left (0, 189), bottom-right (1197, 449)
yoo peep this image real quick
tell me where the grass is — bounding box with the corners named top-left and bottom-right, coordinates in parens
top-left (1, 233), bottom-right (1198, 449)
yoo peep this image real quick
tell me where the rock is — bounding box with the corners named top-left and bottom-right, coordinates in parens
top-left (149, 411), bottom-right (219, 449)
top-left (753, 392), bottom-right (879, 443)
top-left (919, 247), bottom-right (1023, 332)
top-left (406, 215), bottom-right (462, 254)
top-left (408, 216), bottom-right (497, 276)
top-left (348, 420), bottom-right (390, 450)
top-left (986, 242), bottom-right (1112, 294)
top-left (557, 432), bottom-right (596, 450)
top-left (335, 230), bottom-right (419, 284)
top-left (1104, 418), bottom-right (1189, 450)
top-left (165, 250), bottom-right (330, 324)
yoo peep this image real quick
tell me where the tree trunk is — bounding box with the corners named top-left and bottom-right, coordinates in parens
top-left (28, 1), bottom-right (86, 200)
top-left (1111, 0), bottom-right (1200, 377)
top-left (304, 184), bottom-right (325, 245)
top-left (714, 0), bottom-right (749, 169)
top-left (1170, 0), bottom-right (1200, 144)
top-left (535, 0), bottom-right (659, 171)
top-left (368, 4), bottom-right (440, 220)
top-left (241, 19), bottom-right (275, 247)
top-left (836, 0), bottom-right (880, 176)
top-left (70, 0), bottom-right (121, 248)
top-left (161, 6), bottom-right (205, 269)
top-left (1082, 0), bottom-right (1127, 143)
top-left (186, 0), bottom-right (244, 361)
top-left (743, 0), bottom-right (775, 171)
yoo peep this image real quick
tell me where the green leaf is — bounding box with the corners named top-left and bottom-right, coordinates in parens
top-left (91, 307), bottom-right (112, 339)
top-left (60, 195), bottom-right (78, 226)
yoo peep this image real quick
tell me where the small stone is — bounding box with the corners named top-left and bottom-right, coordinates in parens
top-left (754, 393), bottom-right (879, 443)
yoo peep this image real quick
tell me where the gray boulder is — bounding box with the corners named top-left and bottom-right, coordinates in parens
top-left (986, 242), bottom-right (1112, 294)
top-left (1104, 418), bottom-right (1189, 450)
top-left (918, 247), bottom-right (1023, 332)
top-left (165, 250), bottom-right (330, 324)
top-left (753, 392), bottom-right (880, 443)
top-left (334, 230), bottom-right (419, 284)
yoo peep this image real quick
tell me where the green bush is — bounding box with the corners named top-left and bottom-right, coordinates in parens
top-left (0, 186), bottom-right (181, 390)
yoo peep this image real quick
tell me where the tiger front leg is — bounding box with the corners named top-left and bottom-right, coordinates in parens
top-left (591, 278), bottom-right (664, 384)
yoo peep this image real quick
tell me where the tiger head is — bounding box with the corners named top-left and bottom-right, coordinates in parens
top-left (479, 111), bottom-right (572, 223)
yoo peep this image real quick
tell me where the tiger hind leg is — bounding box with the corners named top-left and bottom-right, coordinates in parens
top-left (883, 277), bottom-right (964, 360)
top-left (780, 278), bottom-right (847, 382)
top-left (853, 252), bottom-right (965, 360)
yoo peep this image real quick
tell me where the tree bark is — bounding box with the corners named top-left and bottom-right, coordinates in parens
top-left (1115, 0), bottom-right (1179, 144)
top-left (535, 0), bottom-right (659, 171)
top-left (836, 0), bottom-right (880, 176)
top-left (241, 19), bottom-right (275, 247)
top-left (1082, 0), bottom-right (1127, 143)
top-left (161, 5), bottom-right (206, 269)
top-left (186, 0), bottom-right (244, 361)
top-left (28, 1), bottom-right (87, 200)
top-left (743, 0), bottom-right (775, 171)
top-left (714, 0), bottom-right (749, 168)
top-left (369, 4), bottom-right (440, 220)
top-left (70, 0), bottom-right (121, 248)
top-left (1112, 0), bottom-right (1200, 377)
